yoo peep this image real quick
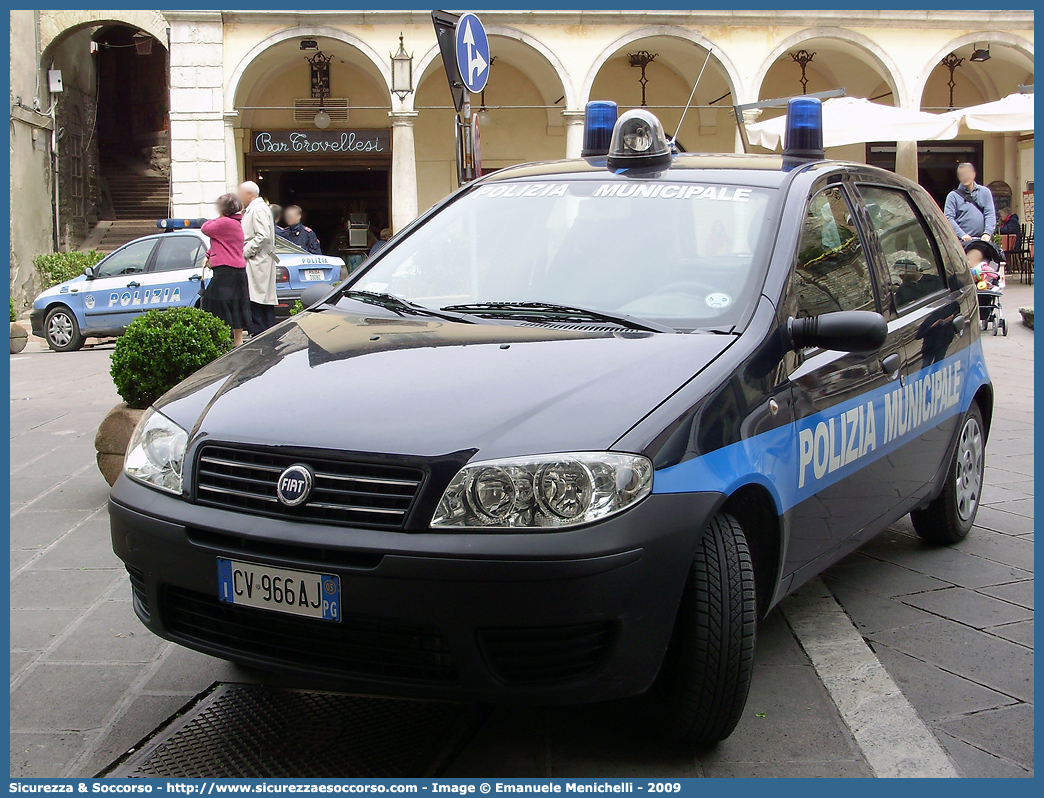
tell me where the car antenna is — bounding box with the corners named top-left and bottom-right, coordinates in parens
top-left (670, 46), bottom-right (714, 152)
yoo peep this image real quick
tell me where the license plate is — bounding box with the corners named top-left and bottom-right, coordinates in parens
top-left (304, 269), bottom-right (325, 281)
top-left (217, 559), bottom-right (340, 622)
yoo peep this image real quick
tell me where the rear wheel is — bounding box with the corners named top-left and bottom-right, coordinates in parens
top-left (911, 404), bottom-right (985, 545)
top-left (649, 512), bottom-right (757, 744)
top-left (44, 306), bottom-right (84, 352)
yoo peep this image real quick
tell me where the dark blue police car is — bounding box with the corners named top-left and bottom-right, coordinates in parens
top-left (108, 99), bottom-right (991, 743)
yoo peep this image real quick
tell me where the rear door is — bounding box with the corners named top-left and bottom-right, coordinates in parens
top-left (142, 234), bottom-right (208, 309)
top-left (81, 238), bottom-right (160, 332)
top-left (853, 181), bottom-right (970, 489)
top-left (781, 182), bottom-right (908, 574)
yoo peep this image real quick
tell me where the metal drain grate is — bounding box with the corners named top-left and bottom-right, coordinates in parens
top-left (104, 685), bottom-right (488, 778)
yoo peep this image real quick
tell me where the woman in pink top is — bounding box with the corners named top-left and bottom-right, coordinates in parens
top-left (201, 194), bottom-right (250, 346)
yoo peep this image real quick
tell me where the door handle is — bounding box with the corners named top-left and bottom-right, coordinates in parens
top-left (953, 315), bottom-right (966, 336)
top-left (881, 352), bottom-right (902, 378)
top-left (126, 281), bottom-right (141, 288)
top-left (189, 274), bottom-right (202, 281)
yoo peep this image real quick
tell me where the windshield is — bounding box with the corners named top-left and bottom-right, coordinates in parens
top-left (349, 178), bottom-right (775, 330)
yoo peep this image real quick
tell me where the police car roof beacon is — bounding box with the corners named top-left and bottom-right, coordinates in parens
top-left (580, 100), bottom-right (618, 159)
top-left (782, 96), bottom-right (826, 171)
top-left (606, 110), bottom-right (673, 172)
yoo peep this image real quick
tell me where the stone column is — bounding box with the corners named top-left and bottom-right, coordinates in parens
top-left (562, 110), bottom-right (586, 159)
top-left (167, 12), bottom-right (225, 218)
top-left (223, 112), bottom-right (240, 191)
top-left (1004, 132), bottom-right (1018, 187)
top-left (389, 111), bottom-right (419, 234)
top-left (895, 141), bottom-right (918, 183)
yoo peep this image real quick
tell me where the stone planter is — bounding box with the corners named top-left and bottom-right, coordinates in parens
top-left (95, 403), bottom-right (146, 486)
top-left (10, 321), bottom-right (27, 354)
top-left (1014, 304), bottom-right (1031, 330)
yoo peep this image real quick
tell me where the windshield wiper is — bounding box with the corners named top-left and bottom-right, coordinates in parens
top-left (440, 301), bottom-right (678, 334)
top-left (339, 290), bottom-right (478, 324)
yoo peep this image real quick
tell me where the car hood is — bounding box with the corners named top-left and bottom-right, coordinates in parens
top-left (34, 275), bottom-right (87, 306)
top-left (158, 306), bottom-right (735, 461)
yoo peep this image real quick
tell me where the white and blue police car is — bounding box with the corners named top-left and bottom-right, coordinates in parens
top-left (30, 222), bottom-right (345, 351)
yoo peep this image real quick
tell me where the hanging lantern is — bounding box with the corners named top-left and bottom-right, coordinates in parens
top-left (390, 33), bottom-right (414, 101)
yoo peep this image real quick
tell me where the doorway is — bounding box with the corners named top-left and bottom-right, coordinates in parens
top-left (254, 165), bottom-right (391, 260)
top-left (867, 141), bottom-right (985, 210)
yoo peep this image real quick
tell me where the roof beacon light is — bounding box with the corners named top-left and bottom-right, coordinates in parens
top-left (581, 100), bottom-right (618, 158)
top-left (156, 219), bottom-right (206, 230)
top-left (782, 96), bottom-right (825, 167)
top-left (606, 109), bottom-right (672, 172)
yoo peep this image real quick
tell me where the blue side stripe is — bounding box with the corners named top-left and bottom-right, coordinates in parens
top-left (652, 341), bottom-right (989, 513)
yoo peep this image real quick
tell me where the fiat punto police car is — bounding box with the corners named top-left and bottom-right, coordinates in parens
top-left (109, 99), bottom-right (991, 744)
top-left (30, 224), bottom-right (344, 351)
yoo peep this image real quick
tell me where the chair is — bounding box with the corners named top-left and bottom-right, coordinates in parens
top-left (1020, 222), bottom-right (1034, 285)
top-left (1001, 232), bottom-right (1021, 279)
top-left (1014, 222), bottom-right (1031, 286)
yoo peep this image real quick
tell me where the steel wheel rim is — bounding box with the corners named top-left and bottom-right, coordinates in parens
top-left (47, 313), bottom-right (73, 347)
top-left (954, 416), bottom-right (984, 522)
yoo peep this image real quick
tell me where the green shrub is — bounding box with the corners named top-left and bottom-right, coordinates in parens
top-left (10, 298), bottom-right (17, 322)
top-left (289, 299), bottom-right (305, 316)
top-left (33, 250), bottom-right (105, 289)
top-left (110, 307), bottom-right (233, 409)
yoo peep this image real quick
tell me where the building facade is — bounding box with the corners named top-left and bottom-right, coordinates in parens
top-left (10, 9), bottom-right (1034, 307)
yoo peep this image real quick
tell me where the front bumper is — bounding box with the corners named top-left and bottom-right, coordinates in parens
top-left (109, 475), bottom-right (724, 703)
top-left (29, 308), bottom-right (45, 338)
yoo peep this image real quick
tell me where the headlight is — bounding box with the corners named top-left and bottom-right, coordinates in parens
top-left (431, 453), bottom-right (652, 529)
top-left (123, 408), bottom-right (188, 495)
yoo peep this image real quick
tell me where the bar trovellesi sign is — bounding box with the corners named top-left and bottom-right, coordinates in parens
top-left (252, 130), bottom-right (391, 155)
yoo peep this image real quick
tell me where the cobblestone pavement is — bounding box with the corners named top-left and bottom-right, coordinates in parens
top-left (9, 284), bottom-right (1033, 777)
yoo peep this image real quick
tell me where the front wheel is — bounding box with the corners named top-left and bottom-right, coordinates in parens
top-left (649, 512), bottom-right (757, 744)
top-left (911, 404), bottom-right (985, 545)
top-left (44, 306), bottom-right (85, 352)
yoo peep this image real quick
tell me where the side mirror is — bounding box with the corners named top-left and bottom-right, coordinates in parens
top-left (300, 283), bottom-right (332, 310)
top-left (788, 310), bottom-right (887, 354)
top-left (83, 266), bottom-right (96, 280)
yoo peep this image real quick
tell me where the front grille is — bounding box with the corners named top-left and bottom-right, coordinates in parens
top-left (478, 622), bottom-right (615, 684)
top-left (127, 566), bottom-right (150, 619)
top-left (195, 444), bottom-right (424, 530)
top-left (162, 587), bottom-right (457, 683)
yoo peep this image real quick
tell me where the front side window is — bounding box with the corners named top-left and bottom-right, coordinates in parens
top-left (96, 239), bottom-right (157, 278)
top-left (792, 187), bottom-right (875, 317)
top-left (858, 185), bottom-right (947, 310)
top-left (349, 179), bottom-right (775, 330)
top-left (153, 236), bottom-right (205, 273)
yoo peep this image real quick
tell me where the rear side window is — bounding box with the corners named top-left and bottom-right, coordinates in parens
top-left (858, 185), bottom-right (947, 311)
top-left (153, 236), bottom-right (205, 273)
top-left (792, 187), bottom-right (875, 317)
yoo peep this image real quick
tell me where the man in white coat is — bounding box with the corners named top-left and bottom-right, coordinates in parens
top-left (238, 181), bottom-right (278, 335)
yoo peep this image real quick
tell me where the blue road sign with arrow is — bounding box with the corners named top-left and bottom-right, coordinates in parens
top-left (455, 12), bottom-right (490, 94)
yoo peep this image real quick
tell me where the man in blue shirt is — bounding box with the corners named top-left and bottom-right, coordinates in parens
top-left (276, 205), bottom-right (322, 254)
top-left (944, 162), bottom-right (996, 243)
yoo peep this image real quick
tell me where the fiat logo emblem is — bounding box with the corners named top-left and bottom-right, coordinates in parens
top-left (276, 464), bottom-right (313, 507)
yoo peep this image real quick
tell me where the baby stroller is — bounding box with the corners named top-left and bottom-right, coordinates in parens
top-left (966, 239), bottom-right (1007, 336)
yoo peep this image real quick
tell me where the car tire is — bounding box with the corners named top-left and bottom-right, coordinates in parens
top-left (649, 512), bottom-right (757, 744)
top-left (44, 306), bottom-right (85, 352)
top-left (910, 403), bottom-right (986, 545)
